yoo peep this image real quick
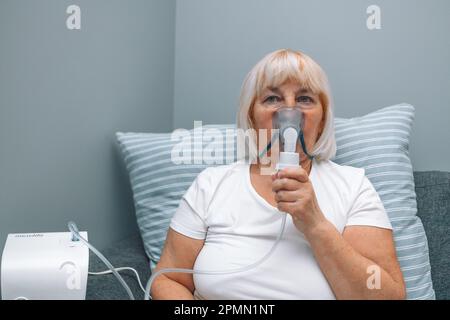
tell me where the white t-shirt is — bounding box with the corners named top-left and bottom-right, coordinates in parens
top-left (169, 158), bottom-right (393, 300)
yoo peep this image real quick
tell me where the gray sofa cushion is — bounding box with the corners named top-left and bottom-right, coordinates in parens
top-left (414, 171), bottom-right (450, 300)
top-left (86, 171), bottom-right (450, 300)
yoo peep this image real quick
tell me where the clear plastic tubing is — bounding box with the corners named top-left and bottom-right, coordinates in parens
top-left (68, 221), bottom-right (135, 300)
top-left (144, 212), bottom-right (288, 300)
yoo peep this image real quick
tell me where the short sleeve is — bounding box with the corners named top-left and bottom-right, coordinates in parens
top-left (346, 173), bottom-right (393, 230)
top-left (169, 169), bottom-right (211, 239)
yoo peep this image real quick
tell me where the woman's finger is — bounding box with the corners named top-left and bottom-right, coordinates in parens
top-left (272, 177), bottom-right (302, 192)
top-left (275, 190), bottom-right (301, 202)
top-left (278, 166), bottom-right (309, 183)
top-left (277, 201), bottom-right (296, 214)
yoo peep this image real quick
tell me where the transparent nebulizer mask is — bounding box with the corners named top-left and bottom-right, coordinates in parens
top-left (273, 107), bottom-right (303, 170)
top-left (264, 106), bottom-right (314, 170)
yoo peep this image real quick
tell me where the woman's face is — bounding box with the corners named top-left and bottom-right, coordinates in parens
top-left (251, 80), bottom-right (325, 163)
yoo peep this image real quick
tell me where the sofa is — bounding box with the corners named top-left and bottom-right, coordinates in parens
top-left (86, 170), bottom-right (450, 300)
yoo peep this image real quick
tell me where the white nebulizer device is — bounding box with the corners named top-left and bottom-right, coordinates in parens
top-left (143, 106), bottom-right (313, 300)
top-left (1, 231), bottom-right (89, 300)
top-left (273, 107), bottom-right (303, 170)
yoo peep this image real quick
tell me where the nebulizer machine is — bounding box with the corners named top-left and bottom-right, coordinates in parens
top-left (0, 106), bottom-right (314, 300)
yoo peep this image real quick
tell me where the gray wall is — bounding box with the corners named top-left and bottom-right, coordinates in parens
top-left (0, 0), bottom-right (176, 251)
top-left (0, 0), bottom-right (448, 261)
top-left (173, 0), bottom-right (450, 172)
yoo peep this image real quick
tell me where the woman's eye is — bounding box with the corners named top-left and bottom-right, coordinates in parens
top-left (297, 96), bottom-right (314, 104)
top-left (264, 95), bottom-right (281, 104)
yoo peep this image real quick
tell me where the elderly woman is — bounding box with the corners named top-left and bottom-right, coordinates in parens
top-left (152, 49), bottom-right (406, 300)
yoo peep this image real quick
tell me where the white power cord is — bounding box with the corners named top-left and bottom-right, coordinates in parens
top-left (88, 267), bottom-right (146, 294)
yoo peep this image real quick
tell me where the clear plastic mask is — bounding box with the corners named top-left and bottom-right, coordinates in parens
top-left (272, 107), bottom-right (303, 153)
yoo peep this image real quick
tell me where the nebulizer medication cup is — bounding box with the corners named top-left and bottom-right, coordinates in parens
top-left (142, 107), bottom-right (312, 300)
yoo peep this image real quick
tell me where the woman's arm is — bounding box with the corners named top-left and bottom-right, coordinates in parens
top-left (151, 228), bottom-right (205, 300)
top-left (272, 166), bottom-right (406, 299)
top-left (304, 222), bottom-right (406, 299)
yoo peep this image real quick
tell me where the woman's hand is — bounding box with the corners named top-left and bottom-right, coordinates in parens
top-left (272, 166), bottom-right (327, 234)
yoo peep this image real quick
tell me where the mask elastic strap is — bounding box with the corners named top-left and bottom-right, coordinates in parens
top-left (299, 131), bottom-right (314, 160)
top-left (258, 133), bottom-right (278, 159)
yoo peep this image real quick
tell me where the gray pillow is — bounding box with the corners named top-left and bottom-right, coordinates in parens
top-left (414, 171), bottom-right (450, 299)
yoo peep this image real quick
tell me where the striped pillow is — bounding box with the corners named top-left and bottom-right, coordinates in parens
top-left (333, 103), bottom-right (434, 300)
top-left (116, 103), bottom-right (434, 300)
top-left (116, 125), bottom-right (236, 270)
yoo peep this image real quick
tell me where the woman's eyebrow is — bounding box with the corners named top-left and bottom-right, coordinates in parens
top-left (267, 87), bottom-right (281, 94)
top-left (264, 87), bottom-right (314, 96)
top-left (297, 88), bottom-right (312, 95)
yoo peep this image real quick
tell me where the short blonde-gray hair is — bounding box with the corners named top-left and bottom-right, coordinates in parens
top-left (236, 49), bottom-right (336, 161)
